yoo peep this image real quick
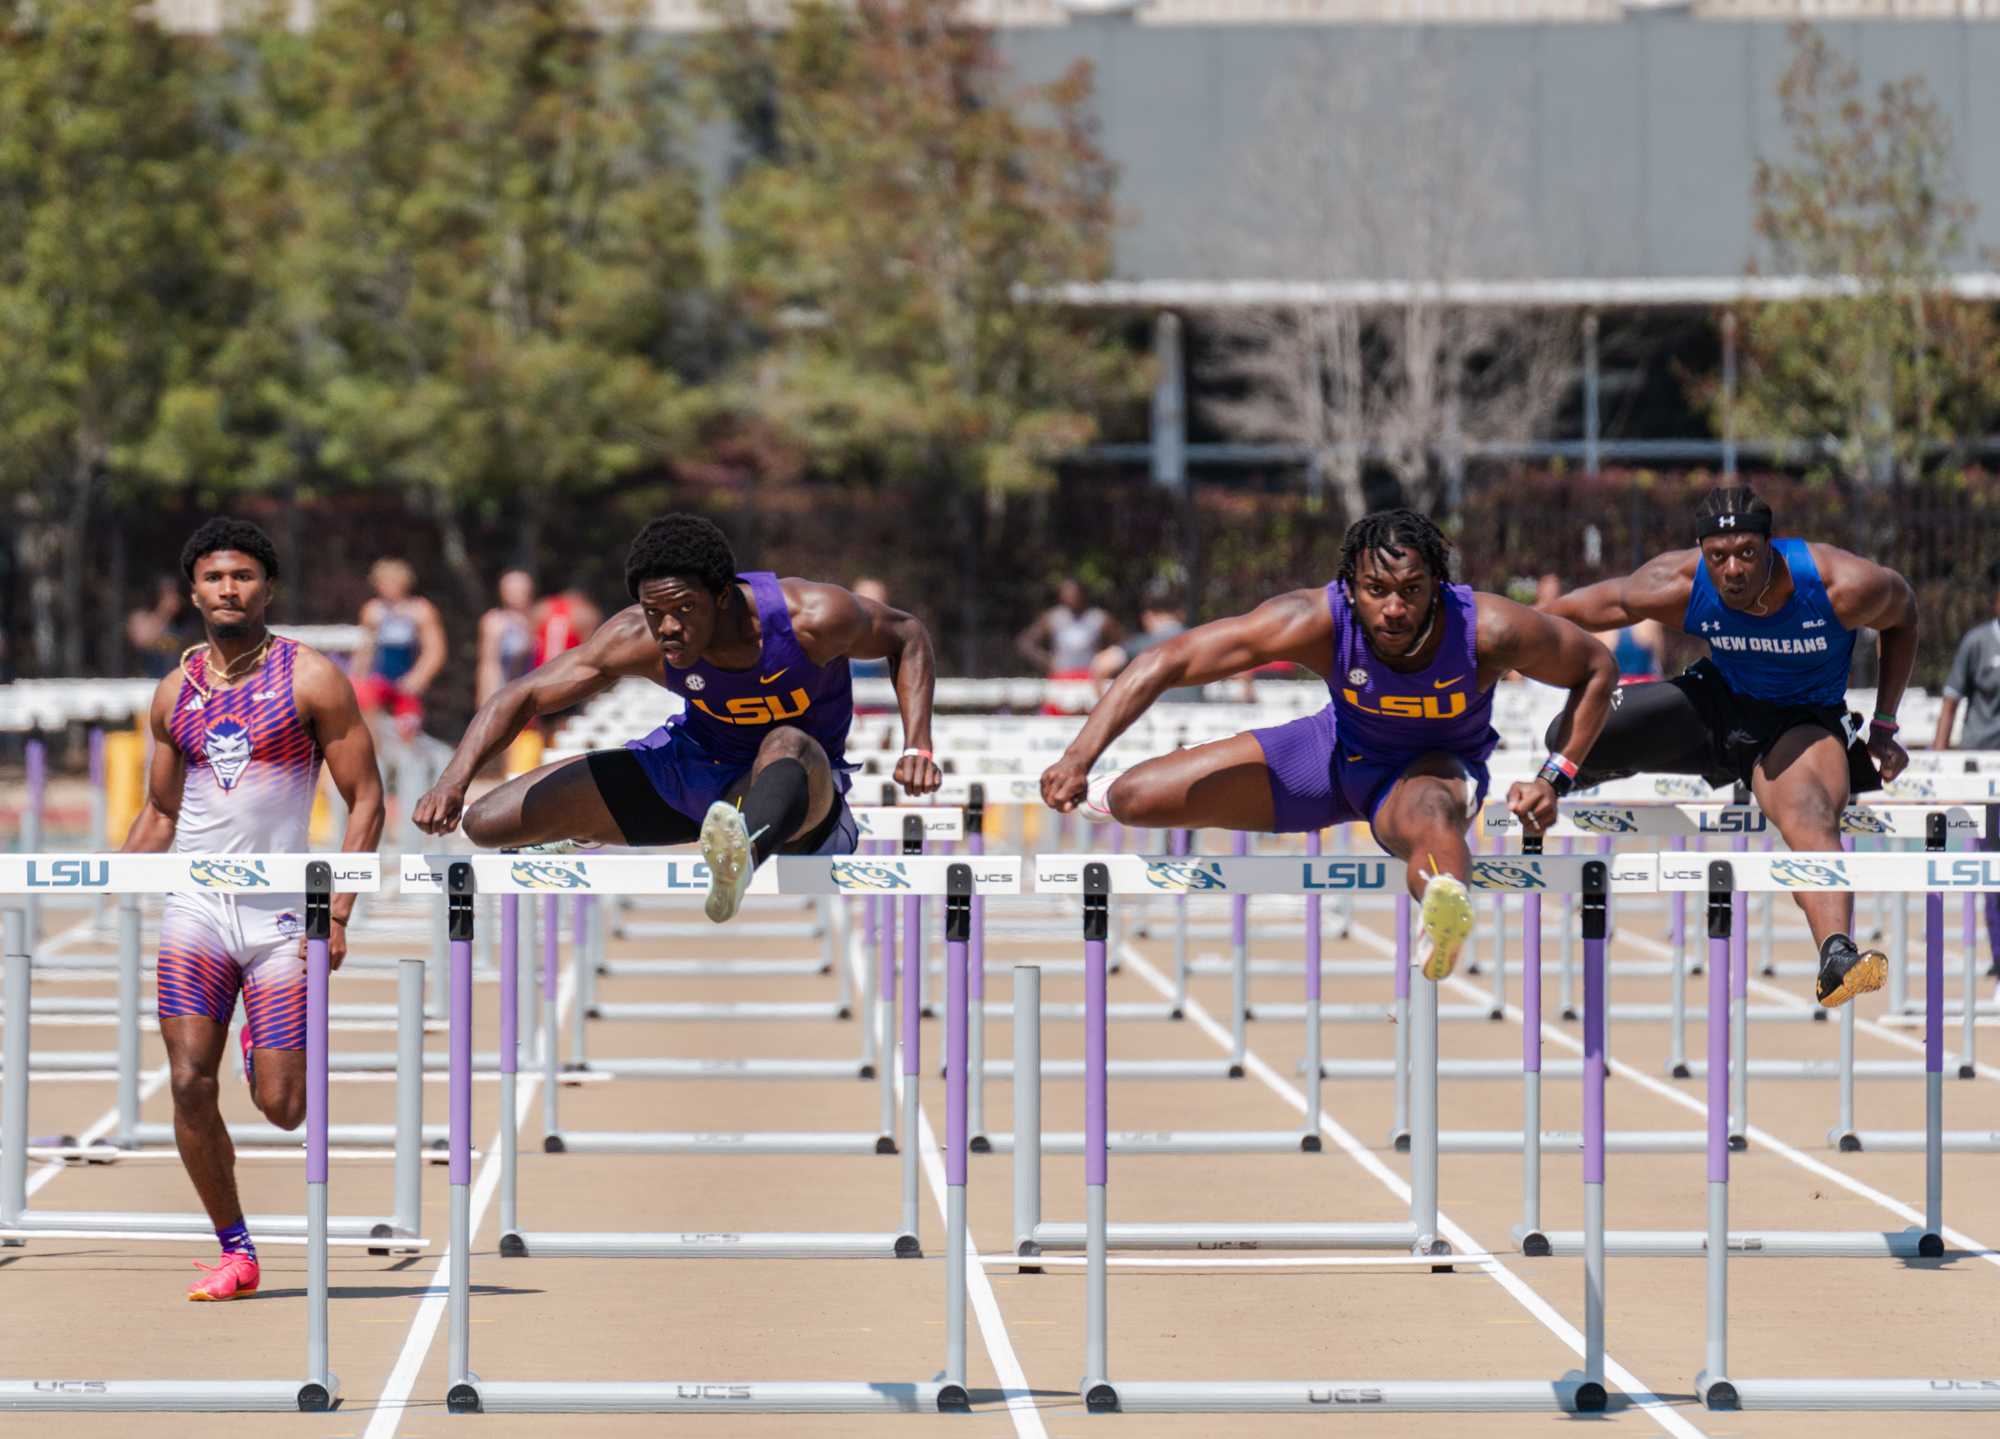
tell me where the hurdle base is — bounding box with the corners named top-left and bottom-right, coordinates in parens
top-left (1703, 1377), bottom-right (2000, 1410)
top-left (1027, 1221), bottom-right (1421, 1252)
top-left (1437, 1129), bottom-right (1707, 1155)
top-left (499, 1230), bottom-right (922, 1259)
top-left (1696, 1371), bottom-right (1737, 1410)
top-left (546, 1130), bottom-right (894, 1157)
top-left (1512, 1224), bottom-right (1550, 1257)
top-left (978, 1058), bottom-right (1239, 1081)
top-left (1847, 1129), bottom-right (2000, 1152)
top-left (463, 1379), bottom-right (958, 1413)
top-left (0, 1377), bottom-right (339, 1412)
top-left (1084, 1377), bottom-right (1600, 1413)
top-left (13, 1208), bottom-right (409, 1240)
top-left (978, 1130), bottom-right (1317, 1156)
top-left (1536, 1227), bottom-right (1940, 1258)
top-left (578, 1058), bottom-right (872, 1081)
top-left (588, 1001), bottom-right (849, 1023)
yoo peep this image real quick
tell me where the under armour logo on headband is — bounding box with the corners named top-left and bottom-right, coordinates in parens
top-left (1717, 515), bottom-right (1736, 528)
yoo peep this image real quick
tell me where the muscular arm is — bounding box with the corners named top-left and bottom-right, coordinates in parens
top-left (1057, 590), bottom-right (1331, 776)
top-left (434, 607), bottom-right (662, 794)
top-left (789, 580), bottom-right (939, 794)
top-left (1819, 546), bottom-right (1921, 724)
top-left (1477, 596), bottom-right (1619, 770)
top-left (1541, 551), bottom-right (1699, 634)
top-left (401, 598), bottom-right (449, 696)
top-left (119, 678), bottom-right (185, 853)
top-left (297, 651), bottom-right (386, 926)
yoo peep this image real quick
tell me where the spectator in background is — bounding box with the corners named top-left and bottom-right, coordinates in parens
top-left (1536, 571), bottom-right (1665, 682)
top-left (1017, 577), bottom-right (1122, 715)
top-left (1092, 579), bottom-right (1204, 703)
top-left (1931, 561), bottom-right (2000, 998)
top-left (127, 575), bottom-right (197, 679)
top-left (534, 584), bottom-right (602, 667)
top-left (351, 558), bottom-right (448, 741)
top-left (477, 569), bottom-right (538, 707)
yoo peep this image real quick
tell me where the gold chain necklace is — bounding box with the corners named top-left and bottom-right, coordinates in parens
top-left (180, 635), bottom-right (273, 701)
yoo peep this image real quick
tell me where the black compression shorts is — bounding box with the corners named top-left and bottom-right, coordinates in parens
top-left (583, 749), bottom-right (851, 852)
top-left (1556, 659), bottom-right (1881, 796)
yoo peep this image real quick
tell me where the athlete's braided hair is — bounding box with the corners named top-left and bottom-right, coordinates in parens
top-left (1336, 509), bottom-right (1452, 590)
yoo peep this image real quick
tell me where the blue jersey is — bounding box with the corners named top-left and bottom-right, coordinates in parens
top-left (1683, 537), bottom-right (1854, 707)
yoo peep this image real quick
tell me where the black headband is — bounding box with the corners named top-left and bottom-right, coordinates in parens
top-left (1694, 510), bottom-right (1771, 540)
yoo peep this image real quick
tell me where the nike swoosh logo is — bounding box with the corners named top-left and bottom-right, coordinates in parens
top-left (760, 669), bottom-right (789, 684)
top-left (1432, 676), bottom-right (1463, 690)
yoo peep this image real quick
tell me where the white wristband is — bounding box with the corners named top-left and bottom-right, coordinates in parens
top-left (901, 747), bottom-right (933, 760)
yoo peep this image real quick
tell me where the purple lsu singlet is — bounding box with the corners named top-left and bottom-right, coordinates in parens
top-left (1327, 580), bottom-right (1499, 759)
top-left (657, 572), bottom-right (854, 771)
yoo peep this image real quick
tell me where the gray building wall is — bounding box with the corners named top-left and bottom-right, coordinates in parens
top-left (993, 18), bottom-right (2000, 283)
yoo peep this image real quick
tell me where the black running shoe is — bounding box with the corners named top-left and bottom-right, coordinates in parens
top-left (1815, 935), bottom-right (1887, 1009)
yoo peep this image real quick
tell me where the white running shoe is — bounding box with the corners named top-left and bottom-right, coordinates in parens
top-left (699, 802), bottom-right (755, 924)
top-left (1076, 772), bottom-right (1118, 825)
top-left (1418, 873), bottom-right (1474, 983)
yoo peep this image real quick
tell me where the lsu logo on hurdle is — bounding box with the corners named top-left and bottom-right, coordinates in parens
top-left (1473, 860), bottom-right (1547, 891)
top-left (1839, 807), bottom-right (1893, 836)
top-left (1300, 861), bottom-right (1389, 890)
top-left (510, 860), bottom-right (590, 891)
top-left (189, 859), bottom-right (271, 889)
top-left (1769, 859), bottom-right (1849, 889)
top-left (830, 861), bottom-right (911, 891)
top-left (24, 859), bottom-right (110, 888)
top-left (1144, 860), bottom-right (1228, 893)
top-left (1570, 808), bottom-right (1639, 834)
top-left (1925, 857), bottom-right (2000, 889)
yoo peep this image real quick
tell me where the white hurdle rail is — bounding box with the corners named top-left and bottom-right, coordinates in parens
top-left (0, 854), bottom-right (431, 1250)
top-left (0, 855), bottom-right (361, 1412)
top-left (435, 854), bottom-right (1021, 1415)
top-left (1048, 856), bottom-right (1611, 1414)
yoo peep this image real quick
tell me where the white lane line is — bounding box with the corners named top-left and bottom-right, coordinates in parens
top-left (1118, 941), bottom-right (1710, 1439)
top-left (861, 934), bottom-right (1046, 1439)
top-left (362, 965), bottom-right (573, 1439)
top-left (24, 1066), bottom-right (171, 1199)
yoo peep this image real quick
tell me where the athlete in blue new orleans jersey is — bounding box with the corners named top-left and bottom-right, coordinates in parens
top-left (1542, 486), bottom-right (1919, 1008)
top-left (414, 515), bottom-right (942, 923)
top-left (1041, 510), bottom-right (1618, 984)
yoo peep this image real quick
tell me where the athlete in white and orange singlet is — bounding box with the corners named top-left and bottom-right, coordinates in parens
top-left (122, 518), bottom-right (384, 1301)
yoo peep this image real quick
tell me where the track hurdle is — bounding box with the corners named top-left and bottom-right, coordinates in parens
top-left (0, 859), bottom-right (347, 1412)
top-left (1059, 857), bottom-right (1610, 1414)
top-left (1691, 853), bottom-right (2000, 1412)
top-left (0, 853), bottom-right (430, 1248)
top-left (1537, 832), bottom-right (1962, 1262)
top-left (441, 854), bottom-right (1015, 1414)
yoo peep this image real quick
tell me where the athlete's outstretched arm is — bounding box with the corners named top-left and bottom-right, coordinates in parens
top-left (1822, 548), bottom-right (1920, 782)
top-left (1042, 590), bottom-right (1331, 812)
top-left (790, 581), bottom-right (940, 797)
top-left (1477, 596), bottom-right (1619, 830)
top-left (412, 608), bottom-right (661, 835)
top-left (1540, 551), bottom-right (1698, 634)
top-left (120, 677), bottom-right (186, 853)
top-left (297, 651), bottom-right (386, 957)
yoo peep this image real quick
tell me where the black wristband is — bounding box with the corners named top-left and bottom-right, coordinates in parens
top-left (1536, 759), bottom-right (1576, 798)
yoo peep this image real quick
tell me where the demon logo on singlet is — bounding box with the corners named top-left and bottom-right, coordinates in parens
top-left (203, 719), bottom-right (254, 791)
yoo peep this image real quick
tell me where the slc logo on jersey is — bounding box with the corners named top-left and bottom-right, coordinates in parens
top-left (1144, 860), bottom-right (1228, 892)
top-left (510, 860), bottom-right (590, 891)
top-left (1570, 808), bottom-right (1640, 835)
top-left (1769, 859), bottom-right (1848, 889)
top-left (830, 861), bottom-right (911, 891)
top-left (189, 859), bottom-right (271, 889)
top-left (1474, 860), bottom-right (1546, 890)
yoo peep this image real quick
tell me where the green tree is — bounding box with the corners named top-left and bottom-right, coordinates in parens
top-left (709, 0), bottom-right (1139, 669)
top-left (1715, 23), bottom-right (1997, 490)
top-left (0, 2), bottom-right (229, 673)
top-left (151, 0), bottom-right (715, 606)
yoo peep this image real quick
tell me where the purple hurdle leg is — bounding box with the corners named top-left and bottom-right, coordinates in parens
top-left (1303, 829), bottom-right (1324, 1144)
top-left (1925, 884), bottom-right (1945, 1244)
top-left (969, 830), bottom-right (989, 1145)
top-left (499, 894), bottom-right (520, 1236)
top-left (1698, 861), bottom-right (1733, 1402)
top-left (1517, 884), bottom-right (1546, 1249)
top-left (1392, 891), bottom-right (1412, 1144)
top-left (901, 892), bottom-right (922, 1239)
top-left (878, 888), bottom-right (897, 1143)
top-left (541, 896), bottom-right (560, 1144)
top-left (1729, 834), bottom-right (1749, 1141)
top-left (1580, 863), bottom-right (1608, 1400)
top-left (1229, 829), bottom-right (1249, 1068)
top-left (447, 866), bottom-right (476, 1403)
top-left (305, 898), bottom-right (332, 1398)
top-left (1083, 865), bottom-right (1111, 1406)
top-left (943, 866), bottom-right (972, 1403)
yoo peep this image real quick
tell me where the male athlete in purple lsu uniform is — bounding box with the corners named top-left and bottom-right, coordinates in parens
top-left (414, 515), bottom-right (942, 920)
top-left (1042, 510), bottom-right (1619, 980)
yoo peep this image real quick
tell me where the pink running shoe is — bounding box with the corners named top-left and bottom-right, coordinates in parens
top-left (187, 1252), bottom-right (260, 1302)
